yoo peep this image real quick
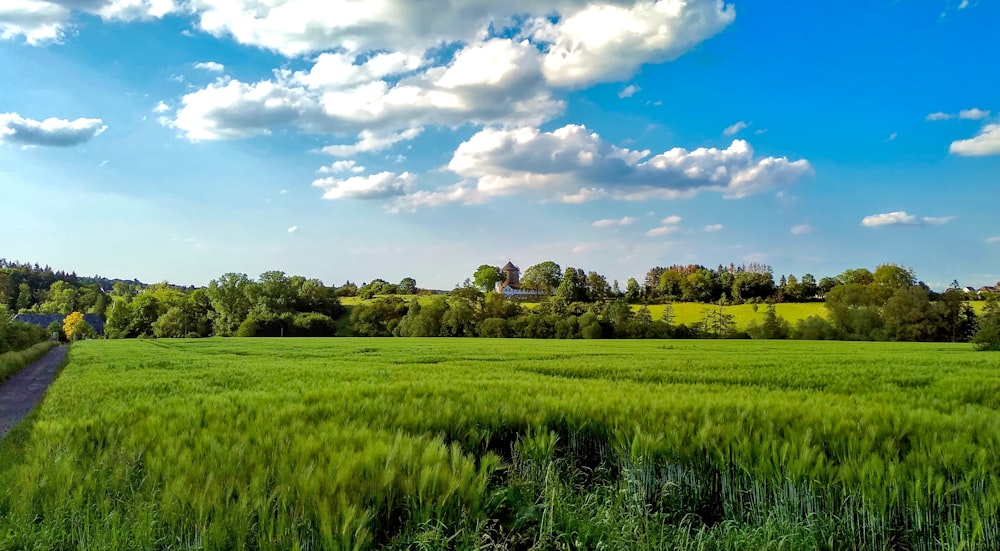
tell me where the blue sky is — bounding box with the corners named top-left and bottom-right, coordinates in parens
top-left (1, 0), bottom-right (998, 290)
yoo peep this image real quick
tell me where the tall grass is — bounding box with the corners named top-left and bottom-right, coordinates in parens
top-left (0, 340), bottom-right (57, 384)
top-left (1, 339), bottom-right (998, 549)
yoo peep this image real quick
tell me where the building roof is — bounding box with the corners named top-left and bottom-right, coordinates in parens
top-left (13, 313), bottom-right (106, 335)
top-left (502, 261), bottom-right (518, 271)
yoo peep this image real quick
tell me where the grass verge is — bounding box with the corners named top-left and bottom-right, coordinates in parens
top-left (0, 341), bottom-right (57, 385)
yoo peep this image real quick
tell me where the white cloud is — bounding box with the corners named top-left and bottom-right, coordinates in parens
top-left (287, 226), bottom-right (299, 233)
top-left (318, 160), bottom-right (366, 174)
top-left (927, 108), bottom-right (991, 121)
top-left (644, 215), bottom-right (683, 236)
top-left (861, 211), bottom-right (956, 227)
top-left (887, 132), bottom-right (897, 141)
top-left (0, 112), bottom-right (107, 146)
top-left (321, 128), bottom-right (422, 157)
top-left (280, 189), bottom-right (289, 194)
top-left (593, 216), bottom-right (637, 227)
top-left (184, 0), bottom-right (733, 71)
top-left (645, 225), bottom-right (679, 237)
top-left (722, 120), bottom-right (749, 136)
top-left (949, 123), bottom-right (1000, 156)
top-left (862, 212), bottom-right (918, 227)
top-left (313, 171), bottom-right (414, 200)
top-left (194, 61), bottom-right (225, 72)
top-left (959, 0), bottom-right (969, 8)
top-left (0, 0), bottom-right (177, 44)
top-left (986, 236), bottom-right (1000, 244)
top-left (959, 108), bottom-right (990, 120)
top-left (789, 224), bottom-right (813, 235)
top-left (533, 0), bottom-right (735, 87)
top-left (152, 101), bottom-right (170, 113)
top-left (434, 125), bottom-right (811, 205)
top-left (172, 39), bottom-right (562, 141)
top-left (388, 182), bottom-right (485, 213)
top-left (704, 224), bottom-right (724, 232)
top-left (618, 84), bottom-right (640, 98)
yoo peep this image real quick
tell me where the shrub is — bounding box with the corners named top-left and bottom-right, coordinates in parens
top-left (792, 316), bottom-right (840, 340)
top-left (477, 318), bottom-right (510, 338)
top-left (972, 314), bottom-right (1000, 351)
top-left (291, 313), bottom-right (336, 337)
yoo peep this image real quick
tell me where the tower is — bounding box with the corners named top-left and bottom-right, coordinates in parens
top-left (501, 261), bottom-right (520, 288)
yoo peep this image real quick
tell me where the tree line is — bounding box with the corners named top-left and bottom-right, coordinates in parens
top-left (2, 258), bottom-right (998, 348)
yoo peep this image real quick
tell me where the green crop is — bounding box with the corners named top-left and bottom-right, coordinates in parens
top-left (1, 339), bottom-right (998, 549)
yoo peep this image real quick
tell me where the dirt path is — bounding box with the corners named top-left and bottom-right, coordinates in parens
top-left (0, 346), bottom-right (68, 440)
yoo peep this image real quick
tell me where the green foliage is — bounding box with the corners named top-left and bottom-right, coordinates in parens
top-left (0, 341), bottom-right (57, 384)
top-left (472, 265), bottom-right (504, 292)
top-left (0, 306), bottom-right (49, 354)
top-left (972, 296), bottom-right (1000, 351)
top-left (4, 339), bottom-right (1000, 550)
top-left (747, 304), bottom-right (791, 339)
top-left (792, 316), bottom-right (840, 340)
top-left (521, 261), bottom-right (562, 293)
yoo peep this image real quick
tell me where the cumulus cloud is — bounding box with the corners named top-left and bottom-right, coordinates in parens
top-left (152, 101), bottom-right (170, 113)
top-left (949, 123), bottom-right (1000, 156)
top-left (789, 224), bottom-right (813, 235)
top-left (0, 0), bottom-right (177, 44)
top-left (704, 224), bottom-right (724, 232)
top-left (593, 216), bottom-right (637, 227)
top-left (661, 215), bottom-right (682, 225)
top-left (287, 226), bottom-right (299, 233)
top-left (0, 112), bottom-right (106, 146)
top-left (722, 121), bottom-right (749, 136)
top-left (618, 84), bottom-right (640, 98)
top-left (861, 211), bottom-right (955, 227)
top-left (436, 125), bottom-right (811, 205)
top-left (533, 0), bottom-right (735, 87)
top-left (313, 171), bottom-right (414, 200)
top-left (194, 61), bottom-right (225, 72)
top-left (184, 0), bottom-right (733, 67)
top-left (172, 39), bottom-right (562, 141)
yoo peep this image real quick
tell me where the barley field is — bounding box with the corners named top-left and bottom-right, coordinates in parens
top-left (1, 338), bottom-right (998, 550)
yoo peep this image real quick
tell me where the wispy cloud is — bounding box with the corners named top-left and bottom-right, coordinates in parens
top-left (861, 211), bottom-right (956, 227)
top-left (790, 224), bottom-right (814, 235)
top-left (704, 224), bottom-right (724, 232)
top-left (722, 121), bottom-right (750, 136)
top-left (986, 236), bottom-right (1000, 244)
top-left (645, 215), bottom-right (683, 236)
top-left (618, 84), bottom-right (640, 98)
top-left (926, 108), bottom-right (991, 121)
top-left (593, 216), bottom-right (637, 228)
top-left (287, 226), bottom-right (299, 234)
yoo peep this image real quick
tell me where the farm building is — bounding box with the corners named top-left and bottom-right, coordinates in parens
top-left (12, 313), bottom-right (105, 336)
top-left (495, 261), bottom-right (548, 300)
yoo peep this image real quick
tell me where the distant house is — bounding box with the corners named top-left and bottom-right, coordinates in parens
top-left (977, 283), bottom-right (1000, 296)
top-left (13, 313), bottom-right (105, 336)
top-left (495, 261), bottom-right (548, 300)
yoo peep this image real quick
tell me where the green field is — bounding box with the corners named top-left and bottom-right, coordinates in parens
top-left (2, 339), bottom-right (999, 549)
